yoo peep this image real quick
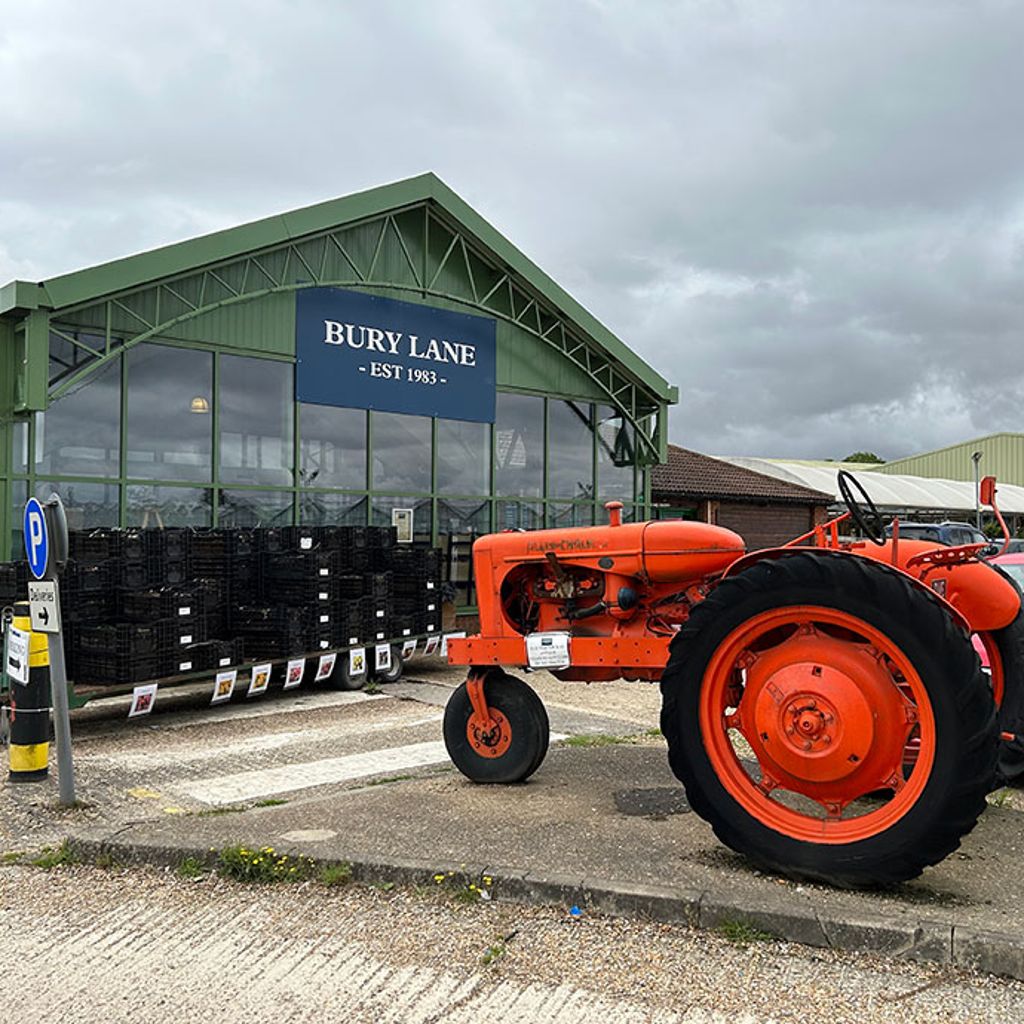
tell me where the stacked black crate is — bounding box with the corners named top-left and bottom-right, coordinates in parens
top-left (262, 546), bottom-right (337, 653)
top-left (121, 586), bottom-right (207, 676)
top-left (333, 572), bottom-right (365, 648)
top-left (390, 543), bottom-right (442, 637)
top-left (0, 561), bottom-right (28, 607)
top-left (189, 530), bottom-right (231, 639)
top-left (62, 529), bottom-right (121, 681)
top-left (362, 570), bottom-right (392, 644)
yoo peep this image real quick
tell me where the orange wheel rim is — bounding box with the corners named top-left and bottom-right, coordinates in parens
top-left (976, 633), bottom-right (1005, 708)
top-left (699, 606), bottom-right (936, 844)
top-left (467, 709), bottom-right (512, 758)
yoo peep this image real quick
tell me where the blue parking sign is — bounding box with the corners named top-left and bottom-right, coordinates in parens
top-left (23, 498), bottom-right (49, 580)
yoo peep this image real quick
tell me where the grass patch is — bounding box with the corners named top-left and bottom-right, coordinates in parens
top-left (364, 774), bottom-right (415, 787)
top-left (176, 856), bottom-right (206, 879)
top-left (196, 805), bottom-right (247, 817)
top-left (363, 681), bottom-right (382, 695)
top-left (29, 840), bottom-right (79, 871)
top-left (480, 941), bottom-right (507, 966)
top-left (318, 862), bottom-right (353, 887)
top-left (432, 870), bottom-right (494, 904)
top-left (989, 788), bottom-right (1011, 808)
top-left (643, 727), bottom-right (663, 738)
top-left (562, 733), bottom-right (633, 748)
top-left (372, 880), bottom-right (396, 893)
top-left (254, 798), bottom-right (289, 808)
top-left (217, 845), bottom-right (316, 884)
top-left (716, 919), bottom-right (774, 945)
top-left (1, 851), bottom-right (25, 865)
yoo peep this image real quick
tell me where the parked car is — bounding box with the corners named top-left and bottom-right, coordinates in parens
top-left (884, 520), bottom-right (989, 546)
top-left (991, 538), bottom-right (1024, 555)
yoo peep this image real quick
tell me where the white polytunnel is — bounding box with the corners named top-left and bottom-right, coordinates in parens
top-left (719, 459), bottom-right (1024, 515)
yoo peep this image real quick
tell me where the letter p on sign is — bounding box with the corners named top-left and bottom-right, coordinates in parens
top-left (23, 497), bottom-right (49, 580)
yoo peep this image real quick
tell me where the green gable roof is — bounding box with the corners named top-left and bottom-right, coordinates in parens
top-left (2, 172), bottom-right (676, 405)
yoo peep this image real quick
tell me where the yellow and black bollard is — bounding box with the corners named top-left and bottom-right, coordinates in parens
top-left (7, 601), bottom-right (51, 782)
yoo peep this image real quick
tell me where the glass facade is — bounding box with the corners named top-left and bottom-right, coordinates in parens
top-left (6, 339), bottom-right (650, 606)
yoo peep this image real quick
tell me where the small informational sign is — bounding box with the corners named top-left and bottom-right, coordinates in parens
top-left (401, 639), bottom-right (417, 660)
top-left (316, 652), bottom-right (337, 681)
top-left (375, 643), bottom-right (391, 672)
top-left (283, 658), bottom-right (305, 690)
top-left (440, 631), bottom-right (466, 660)
top-left (5, 625), bottom-right (30, 685)
top-left (247, 663), bottom-right (272, 698)
top-left (28, 580), bottom-right (61, 634)
top-left (128, 683), bottom-right (158, 718)
top-left (391, 507), bottom-right (414, 544)
top-left (348, 647), bottom-right (366, 677)
top-left (526, 632), bottom-right (572, 670)
top-left (211, 669), bottom-right (237, 705)
top-left (423, 636), bottom-right (440, 657)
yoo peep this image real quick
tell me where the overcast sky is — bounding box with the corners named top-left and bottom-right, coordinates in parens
top-left (3, 0), bottom-right (1023, 461)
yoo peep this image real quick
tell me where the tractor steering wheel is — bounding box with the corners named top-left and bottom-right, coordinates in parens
top-left (837, 470), bottom-right (886, 545)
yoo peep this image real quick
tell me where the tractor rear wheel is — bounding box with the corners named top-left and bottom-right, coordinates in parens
top-left (443, 671), bottom-right (549, 784)
top-left (661, 551), bottom-right (998, 887)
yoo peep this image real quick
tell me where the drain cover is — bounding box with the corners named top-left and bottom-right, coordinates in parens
top-left (614, 787), bottom-right (691, 817)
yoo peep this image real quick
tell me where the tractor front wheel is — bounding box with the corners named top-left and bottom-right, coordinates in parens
top-left (443, 671), bottom-right (550, 784)
top-left (661, 551), bottom-right (998, 887)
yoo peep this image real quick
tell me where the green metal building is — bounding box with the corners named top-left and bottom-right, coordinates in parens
top-left (872, 433), bottom-right (1024, 488)
top-left (0, 174), bottom-right (675, 605)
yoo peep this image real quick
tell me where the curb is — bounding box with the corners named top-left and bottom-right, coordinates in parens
top-left (66, 832), bottom-right (1024, 982)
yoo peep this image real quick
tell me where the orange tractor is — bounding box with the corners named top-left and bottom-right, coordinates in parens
top-left (445, 472), bottom-right (1024, 887)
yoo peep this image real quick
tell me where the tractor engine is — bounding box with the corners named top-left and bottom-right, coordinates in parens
top-left (472, 503), bottom-right (746, 677)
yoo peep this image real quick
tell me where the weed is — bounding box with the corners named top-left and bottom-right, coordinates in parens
top-left (197, 805), bottom-right (247, 817)
top-left (318, 862), bottom-right (354, 887)
top-left (177, 856), bottom-right (206, 879)
top-left (30, 840), bottom-right (78, 870)
top-left (94, 853), bottom-right (116, 869)
top-left (1, 851), bottom-right (25, 865)
top-left (254, 798), bottom-right (289, 808)
top-left (716, 919), bottom-right (774, 945)
top-left (216, 845), bottom-right (316, 884)
top-left (644, 727), bottom-right (663, 738)
top-left (480, 941), bottom-right (506, 966)
top-left (562, 733), bottom-right (632, 748)
top-left (372, 880), bottom-right (396, 893)
top-left (433, 870), bottom-right (494, 904)
top-left (989, 788), bottom-right (1011, 808)
top-left (364, 681), bottom-right (382, 695)
top-left (364, 774), bottom-right (415, 787)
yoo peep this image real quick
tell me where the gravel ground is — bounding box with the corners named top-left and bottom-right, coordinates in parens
top-left (2, 862), bottom-right (1023, 1024)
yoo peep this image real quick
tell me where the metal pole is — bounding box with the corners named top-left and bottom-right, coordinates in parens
top-left (972, 452), bottom-right (983, 531)
top-left (46, 631), bottom-right (75, 805)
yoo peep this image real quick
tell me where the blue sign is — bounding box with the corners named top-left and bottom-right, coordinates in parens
top-left (23, 498), bottom-right (49, 580)
top-left (295, 288), bottom-right (496, 422)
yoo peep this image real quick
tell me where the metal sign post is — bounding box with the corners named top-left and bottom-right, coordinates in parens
top-left (24, 493), bottom-right (76, 806)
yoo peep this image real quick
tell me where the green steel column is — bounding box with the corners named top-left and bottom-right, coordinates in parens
top-left (0, 319), bottom-right (16, 561)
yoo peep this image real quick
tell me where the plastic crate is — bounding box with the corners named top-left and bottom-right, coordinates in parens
top-left (337, 575), bottom-right (366, 600)
top-left (262, 550), bottom-right (338, 582)
top-left (74, 653), bottom-right (162, 685)
top-left (145, 528), bottom-right (193, 562)
top-left (167, 638), bottom-right (245, 674)
top-left (120, 587), bottom-right (206, 623)
top-left (78, 623), bottom-right (163, 657)
top-left (158, 617), bottom-right (207, 652)
top-left (363, 572), bottom-right (392, 599)
top-left (68, 528), bottom-right (122, 564)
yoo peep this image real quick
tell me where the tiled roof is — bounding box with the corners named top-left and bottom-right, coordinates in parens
top-left (652, 445), bottom-right (834, 505)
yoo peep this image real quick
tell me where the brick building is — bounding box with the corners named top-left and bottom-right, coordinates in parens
top-left (651, 445), bottom-right (833, 550)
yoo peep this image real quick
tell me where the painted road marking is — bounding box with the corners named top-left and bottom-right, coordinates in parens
top-left (181, 732), bottom-right (568, 805)
top-left (77, 712), bottom-right (444, 769)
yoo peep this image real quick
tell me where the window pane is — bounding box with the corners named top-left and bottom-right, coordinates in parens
top-left (218, 489), bottom-right (294, 527)
top-left (547, 502), bottom-right (594, 528)
top-left (496, 499), bottom-right (543, 531)
top-left (596, 405), bottom-right (634, 501)
top-left (436, 419), bottom-right (490, 495)
top-left (127, 344), bottom-right (211, 482)
top-left (300, 492), bottom-right (368, 526)
top-left (37, 358), bottom-right (120, 477)
top-left (371, 412), bottom-right (432, 493)
top-left (548, 400), bottom-right (594, 499)
top-left (371, 495), bottom-right (432, 542)
top-left (299, 404), bottom-right (366, 489)
top-left (438, 499), bottom-right (489, 607)
top-left (220, 356), bottom-right (294, 486)
top-left (126, 486), bottom-right (213, 528)
top-left (36, 480), bottom-right (119, 531)
top-left (494, 393), bottom-right (543, 498)
top-left (12, 419), bottom-right (28, 473)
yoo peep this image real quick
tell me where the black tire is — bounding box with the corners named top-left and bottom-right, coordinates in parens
top-left (660, 551), bottom-right (998, 887)
top-left (443, 671), bottom-right (550, 784)
top-left (983, 607), bottom-right (1024, 786)
top-left (374, 645), bottom-right (404, 684)
top-left (328, 655), bottom-right (365, 692)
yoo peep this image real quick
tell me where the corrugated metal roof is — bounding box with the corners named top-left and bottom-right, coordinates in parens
top-left (874, 433), bottom-right (1024, 487)
top-left (720, 458), bottom-right (1024, 514)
